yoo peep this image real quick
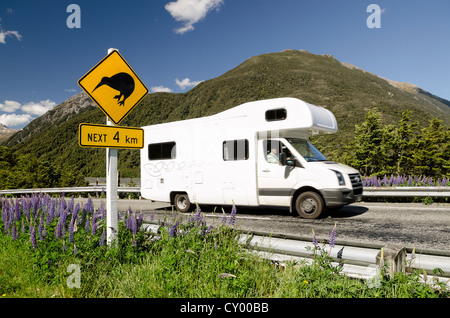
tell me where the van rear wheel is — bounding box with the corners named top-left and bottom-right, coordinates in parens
top-left (174, 193), bottom-right (191, 213)
top-left (295, 191), bottom-right (323, 219)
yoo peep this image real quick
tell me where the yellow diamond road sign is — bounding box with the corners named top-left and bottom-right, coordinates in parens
top-left (79, 123), bottom-right (144, 149)
top-left (78, 50), bottom-right (148, 125)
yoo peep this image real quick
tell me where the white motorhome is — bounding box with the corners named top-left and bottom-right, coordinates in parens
top-left (140, 97), bottom-right (362, 219)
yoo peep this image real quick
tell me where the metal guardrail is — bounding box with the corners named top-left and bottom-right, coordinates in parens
top-left (240, 233), bottom-right (450, 288)
top-left (0, 186), bottom-right (448, 197)
top-left (0, 186), bottom-right (140, 195)
top-left (362, 186), bottom-right (450, 197)
top-left (142, 223), bottom-right (450, 288)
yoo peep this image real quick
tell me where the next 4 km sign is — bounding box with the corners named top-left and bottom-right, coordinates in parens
top-left (79, 123), bottom-right (144, 149)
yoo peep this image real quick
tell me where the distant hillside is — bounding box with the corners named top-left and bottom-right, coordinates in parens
top-left (3, 49), bottom-right (449, 178)
top-left (0, 124), bottom-right (19, 144)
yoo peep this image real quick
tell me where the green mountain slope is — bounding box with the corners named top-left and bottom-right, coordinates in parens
top-left (4, 49), bottom-right (449, 178)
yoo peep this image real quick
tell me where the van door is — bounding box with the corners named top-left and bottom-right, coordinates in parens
top-left (257, 139), bottom-right (298, 206)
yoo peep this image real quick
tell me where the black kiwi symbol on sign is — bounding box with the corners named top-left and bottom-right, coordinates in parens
top-left (92, 72), bottom-right (135, 107)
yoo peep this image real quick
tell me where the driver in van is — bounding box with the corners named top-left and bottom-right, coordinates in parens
top-left (267, 147), bottom-right (280, 164)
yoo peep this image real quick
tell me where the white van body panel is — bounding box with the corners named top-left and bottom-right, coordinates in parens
top-left (140, 97), bottom-right (362, 213)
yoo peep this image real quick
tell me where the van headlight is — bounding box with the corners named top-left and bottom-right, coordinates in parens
top-left (331, 170), bottom-right (346, 186)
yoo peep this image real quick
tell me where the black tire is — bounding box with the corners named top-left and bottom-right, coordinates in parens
top-left (174, 193), bottom-right (191, 213)
top-left (295, 191), bottom-right (324, 219)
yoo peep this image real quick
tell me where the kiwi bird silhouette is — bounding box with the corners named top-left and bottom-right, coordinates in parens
top-left (92, 72), bottom-right (135, 106)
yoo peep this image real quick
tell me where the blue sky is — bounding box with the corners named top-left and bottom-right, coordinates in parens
top-left (0, 0), bottom-right (449, 129)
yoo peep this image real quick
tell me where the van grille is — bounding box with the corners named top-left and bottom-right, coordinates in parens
top-left (349, 173), bottom-right (363, 195)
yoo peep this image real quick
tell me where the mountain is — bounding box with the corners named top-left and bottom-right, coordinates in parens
top-left (0, 124), bottom-right (19, 144)
top-left (3, 49), bottom-right (450, 178)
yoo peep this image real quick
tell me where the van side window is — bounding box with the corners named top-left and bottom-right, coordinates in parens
top-left (148, 141), bottom-right (176, 160)
top-left (265, 108), bottom-right (287, 121)
top-left (263, 140), bottom-right (294, 164)
top-left (223, 139), bottom-right (249, 161)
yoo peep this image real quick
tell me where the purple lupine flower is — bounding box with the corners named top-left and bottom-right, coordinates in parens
top-left (62, 241), bottom-right (67, 252)
top-left (131, 213), bottom-right (138, 236)
top-left (169, 220), bottom-right (179, 238)
top-left (23, 196), bottom-right (31, 221)
top-left (91, 220), bottom-right (98, 236)
top-left (312, 229), bottom-right (318, 247)
top-left (73, 203), bottom-right (80, 221)
top-left (46, 200), bottom-right (54, 226)
top-left (68, 220), bottom-right (75, 243)
top-left (30, 225), bottom-right (38, 249)
top-left (85, 196), bottom-right (94, 213)
top-left (91, 212), bottom-right (100, 236)
top-left (60, 196), bottom-right (66, 214)
top-left (12, 224), bottom-right (18, 240)
top-left (407, 176), bottom-right (414, 187)
top-left (194, 205), bottom-right (202, 224)
top-left (99, 229), bottom-right (105, 246)
top-left (68, 196), bottom-right (74, 213)
top-left (229, 204), bottom-right (237, 226)
top-left (74, 245), bottom-right (78, 254)
top-left (85, 215), bottom-right (90, 235)
top-left (32, 195), bottom-right (40, 220)
top-left (221, 208), bottom-right (227, 225)
top-left (43, 194), bottom-right (50, 212)
top-left (54, 218), bottom-right (63, 240)
top-left (329, 223), bottom-right (337, 250)
top-left (99, 202), bottom-right (106, 220)
top-left (38, 219), bottom-right (44, 241)
top-left (14, 199), bottom-right (21, 222)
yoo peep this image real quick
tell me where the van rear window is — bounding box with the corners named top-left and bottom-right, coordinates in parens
top-left (148, 141), bottom-right (176, 160)
top-left (265, 108), bottom-right (287, 121)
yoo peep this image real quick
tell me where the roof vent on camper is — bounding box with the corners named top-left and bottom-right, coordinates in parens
top-left (265, 108), bottom-right (287, 122)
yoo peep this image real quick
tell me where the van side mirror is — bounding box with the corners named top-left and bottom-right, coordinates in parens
top-left (279, 153), bottom-right (287, 166)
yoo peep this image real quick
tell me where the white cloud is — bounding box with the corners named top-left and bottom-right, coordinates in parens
top-left (65, 88), bottom-right (77, 93)
top-left (0, 99), bottom-right (57, 128)
top-left (175, 77), bottom-right (203, 90)
top-left (165, 0), bottom-right (224, 34)
top-left (150, 86), bottom-right (173, 93)
top-left (21, 99), bottom-right (56, 116)
top-left (0, 100), bottom-right (21, 113)
top-left (0, 113), bottom-right (32, 128)
top-left (0, 25), bottom-right (22, 44)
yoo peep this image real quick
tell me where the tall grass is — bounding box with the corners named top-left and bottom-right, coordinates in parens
top-left (0, 194), bottom-right (448, 298)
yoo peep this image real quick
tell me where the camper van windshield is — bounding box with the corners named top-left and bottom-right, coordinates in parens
top-left (286, 138), bottom-right (328, 162)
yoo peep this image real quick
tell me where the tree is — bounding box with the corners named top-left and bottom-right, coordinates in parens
top-left (342, 108), bottom-right (384, 176)
top-left (409, 118), bottom-right (449, 177)
top-left (381, 111), bottom-right (418, 175)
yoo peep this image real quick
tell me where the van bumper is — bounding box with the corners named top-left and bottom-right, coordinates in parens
top-left (320, 188), bottom-right (362, 208)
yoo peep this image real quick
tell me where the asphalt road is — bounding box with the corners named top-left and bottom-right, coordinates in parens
top-left (77, 198), bottom-right (450, 253)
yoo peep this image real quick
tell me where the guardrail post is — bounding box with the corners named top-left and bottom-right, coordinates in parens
top-left (376, 244), bottom-right (407, 278)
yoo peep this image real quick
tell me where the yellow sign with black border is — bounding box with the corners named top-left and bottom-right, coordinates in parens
top-left (79, 123), bottom-right (144, 149)
top-left (78, 50), bottom-right (148, 125)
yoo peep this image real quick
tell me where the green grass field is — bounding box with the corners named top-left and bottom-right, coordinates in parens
top-left (0, 195), bottom-right (448, 298)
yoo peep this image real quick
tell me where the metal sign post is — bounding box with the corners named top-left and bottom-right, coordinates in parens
top-left (106, 48), bottom-right (118, 246)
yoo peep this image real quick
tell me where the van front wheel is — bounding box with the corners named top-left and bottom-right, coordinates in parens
top-left (174, 193), bottom-right (191, 213)
top-left (295, 191), bottom-right (323, 219)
